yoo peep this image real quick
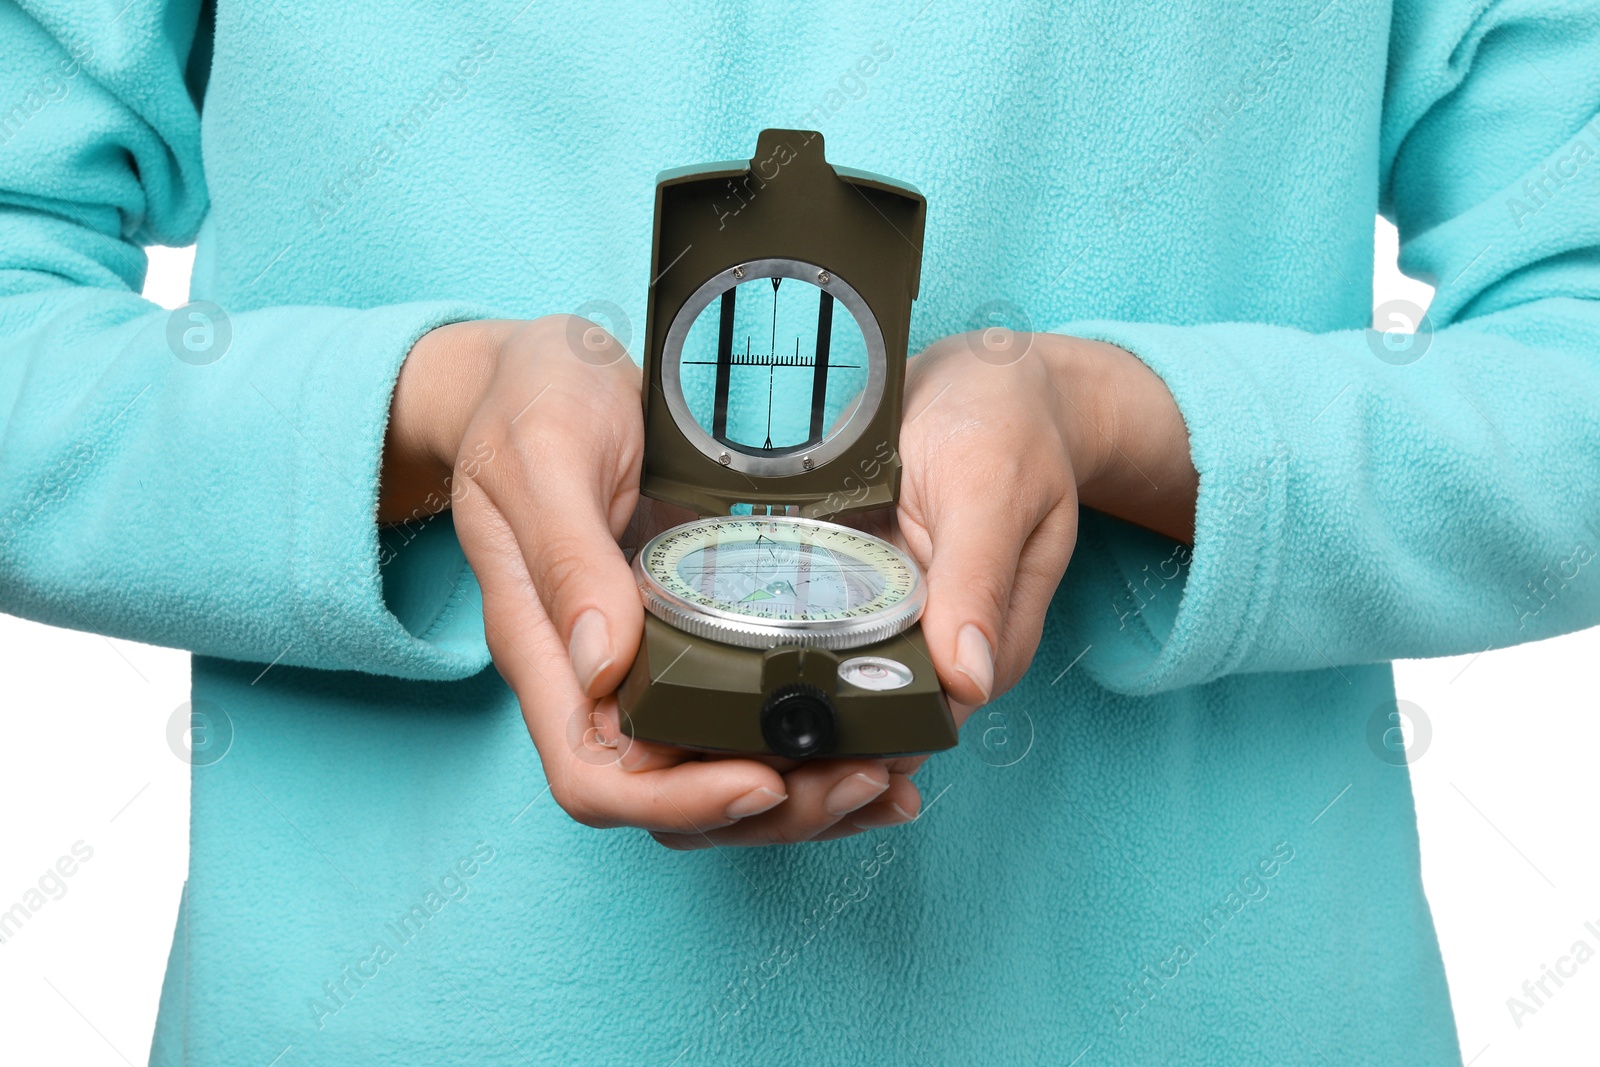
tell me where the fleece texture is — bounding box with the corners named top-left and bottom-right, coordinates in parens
top-left (3, 0), bottom-right (1599, 1063)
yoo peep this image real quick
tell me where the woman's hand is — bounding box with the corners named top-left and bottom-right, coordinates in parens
top-left (872, 329), bottom-right (1198, 773)
top-left (381, 315), bottom-right (921, 846)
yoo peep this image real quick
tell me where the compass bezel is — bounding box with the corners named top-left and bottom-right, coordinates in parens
top-left (632, 515), bottom-right (926, 651)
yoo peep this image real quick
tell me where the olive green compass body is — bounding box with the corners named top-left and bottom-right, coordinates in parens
top-left (616, 129), bottom-right (957, 760)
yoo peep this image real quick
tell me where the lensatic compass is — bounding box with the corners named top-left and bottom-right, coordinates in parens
top-left (617, 129), bottom-right (957, 760)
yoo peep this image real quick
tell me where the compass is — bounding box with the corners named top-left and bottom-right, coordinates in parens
top-left (616, 129), bottom-right (957, 761)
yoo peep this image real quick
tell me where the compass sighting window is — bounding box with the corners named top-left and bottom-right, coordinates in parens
top-left (678, 276), bottom-right (870, 456)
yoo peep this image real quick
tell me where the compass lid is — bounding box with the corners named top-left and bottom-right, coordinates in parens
top-left (639, 129), bottom-right (926, 519)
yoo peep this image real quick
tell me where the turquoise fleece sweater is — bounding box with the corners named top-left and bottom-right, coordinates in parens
top-left (4, 0), bottom-right (1599, 1062)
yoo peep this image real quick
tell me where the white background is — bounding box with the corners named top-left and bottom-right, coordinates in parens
top-left (1, 227), bottom-right (1596, 1065)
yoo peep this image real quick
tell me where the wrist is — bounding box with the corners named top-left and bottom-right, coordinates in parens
top-left (379, 318), bottom-right (515, 523)
top-left (1034, 333), bottom-right (1119, 490)
top-left (1035, 332), bottom-right (1198, 543)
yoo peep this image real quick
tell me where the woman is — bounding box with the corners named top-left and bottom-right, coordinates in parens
top-left (3, 0), bottom-right (1596, 1062)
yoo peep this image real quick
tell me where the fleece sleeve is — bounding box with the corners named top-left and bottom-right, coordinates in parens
top-left (1051, 0), bottom-right (1600, 696)
top-left (0, 2), bottom-right (495, 679)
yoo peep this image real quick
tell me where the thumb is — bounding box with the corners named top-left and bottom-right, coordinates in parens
top-left (480, 383), bottom-right (643, 700)
top-left (915, 500), bottom-right (1021, 708)
top-left (496, 454), bottom-right (643, 700)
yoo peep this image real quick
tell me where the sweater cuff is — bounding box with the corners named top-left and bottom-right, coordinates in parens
top-left (286, 300), bottom-right (496, 680)
top-left (1050, 320), bottom-right (1286, 695)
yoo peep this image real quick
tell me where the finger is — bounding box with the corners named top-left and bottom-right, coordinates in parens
top-left (659, 769), bottom-right (922, 848)
top-left (651, 759), bottom-right (893, 848)
top-left (567, 758), bottom-right (789, 834)
top-left (584, 698), bottom-right (701, 774)
top-left (810, 773), bottom-right (922, 840)
top-left (452, 472), bottom-right (561, 702)
top-left (989, 500), bottom-right (1078, 693)
top-left (551, 694), bottom-right (792, 834)
top-left (483, 342), bottom-right (643, 700)
top-left (620, 496), bottom-right (699, 560)
top-left (454, 484), bottom-right (787, 833)
top-left (913, 473), bottom-right (1036, 708)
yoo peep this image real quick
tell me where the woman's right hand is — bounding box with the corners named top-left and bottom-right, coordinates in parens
top-left (381, 315), bottom-right (923, 844)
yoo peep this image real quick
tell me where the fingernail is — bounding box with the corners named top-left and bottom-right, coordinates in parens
top-left (568, 610), bottom-right (614, 696)
top-left (852, 803), bottom-right (915, 831)
top-left (824, 773), bottom-right (890, 817)
top-left (955, 623), bottom-right (994, 704)
top-left (725, 787), bottom-right (786, 820)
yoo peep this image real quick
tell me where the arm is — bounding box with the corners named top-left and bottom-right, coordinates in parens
top-left (1045, 0), bottom-right (1600, 695)
top-left (882, 0), bottom-right (1600, 710)
top-left (0, 1), bottom-right (495, 679)
top-left (0, 5), bottom-right (916, 847)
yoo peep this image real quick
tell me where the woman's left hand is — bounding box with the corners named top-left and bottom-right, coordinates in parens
top-left (856, 329), bottom-right (1198, 788)
top-left (653, 328), bottom-right (1197, 845)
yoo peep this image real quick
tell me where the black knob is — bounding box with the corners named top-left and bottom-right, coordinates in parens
top-left (760, 683), bottom-right (836, 760)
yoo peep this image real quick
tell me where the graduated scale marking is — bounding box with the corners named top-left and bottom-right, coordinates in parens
top-left (686, 277), bottom-right (861, 451)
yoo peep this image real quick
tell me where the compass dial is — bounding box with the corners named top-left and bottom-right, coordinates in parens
top-left (633, 516), bottom-right (925, 650)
